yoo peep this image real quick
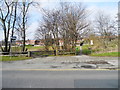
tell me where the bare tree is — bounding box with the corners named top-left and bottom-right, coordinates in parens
top-left (16, 0), bottom-right (39, 52)
top-left (44, 9), bottom-right (60, 54)
top-left (36, 23), bottom-right (53, 50)
top-left (95, 11), bottom-right (117, 48)
top-left (36, 9), bottom-right (60, 55)
top-left (0, 0), bottom-right (18, 53)
top-left (36, 2), bottom-right (89, 53)
top-left (58, 2), bottom-right (89, 51)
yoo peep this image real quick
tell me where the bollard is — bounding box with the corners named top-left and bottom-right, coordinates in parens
top-left (28, 51), bottom-right (31, 57)
top-left (80, 46), bottom-right (82, 55)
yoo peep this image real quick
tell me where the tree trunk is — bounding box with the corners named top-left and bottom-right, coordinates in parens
top-left (3, 38), bottom-right (9, 54)
top-left (22, 2), bottom-right (26, 52)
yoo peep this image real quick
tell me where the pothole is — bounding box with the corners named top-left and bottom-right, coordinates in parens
top-left (26, 62), bottom-right (34, 64)
top-left (50, 65), bottom-right (61, 68)
top-left (6, 61), bottom-right (13, 63)
top-left (86, 61), bottom-right (108, 64)
top-left (104, 68), bottom-right (117, 70)
top-left (73, 66), bottom-right (81, 68)
top-left (81, 64), bottom-right (97, 69)
top-left (61, 62), bottom-right (73, 64)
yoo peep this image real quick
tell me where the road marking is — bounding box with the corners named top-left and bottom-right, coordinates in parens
top-left (1, 68), bottom-right (120, 71)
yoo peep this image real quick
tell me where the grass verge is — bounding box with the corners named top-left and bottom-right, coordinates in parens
top-left (0, 56), bottom-right (32, 61)
top-left (90, 52), bottom-right (120, 57)
top-left (26, 46), bottom-right (44, 51)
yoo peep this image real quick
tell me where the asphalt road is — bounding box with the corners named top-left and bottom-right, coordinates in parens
top-left (2, 70), bottom-right (119, 88)
top-left (2, 55), bottom-right (118, 70)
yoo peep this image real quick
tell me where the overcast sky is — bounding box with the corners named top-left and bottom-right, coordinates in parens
top-left (0, 0), bottom-right (119, 41)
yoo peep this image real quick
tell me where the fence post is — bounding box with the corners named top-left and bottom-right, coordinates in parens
top-left (54, 50), bottom-right (56, 56)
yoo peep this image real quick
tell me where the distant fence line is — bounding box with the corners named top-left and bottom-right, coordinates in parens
top-left (29, 50), bottom-right (76, 57)
top-left (0, 50), bottom-right (76, 57)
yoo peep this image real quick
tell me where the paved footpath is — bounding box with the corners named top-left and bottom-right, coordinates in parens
top-left (1, 55), bottom-right (118, 70)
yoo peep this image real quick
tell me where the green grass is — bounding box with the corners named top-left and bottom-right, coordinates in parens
top-left (10, 47), bottom-right (22, 52)
top-left (0, 56), bottom-right (32, 61)
top-left (26, 46), bottom-right (44, 51)
top-left (90, 52), bottom-right (120, 57)
top-left (76, 45), bottom-right (92, 55)
top-left (11, 46), bottom-right (44, 52)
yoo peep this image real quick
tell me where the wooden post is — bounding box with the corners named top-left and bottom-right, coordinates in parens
top-left (54, 50), bottom-right (56, 56)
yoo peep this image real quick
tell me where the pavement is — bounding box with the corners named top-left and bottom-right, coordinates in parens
top-left (1, 55), bottom-right (119, 70)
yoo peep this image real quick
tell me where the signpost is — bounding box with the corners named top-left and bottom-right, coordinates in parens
top-left (10, 36), bottom-right (17, 57)
top-left (11, 36), bottom-right (17, 41)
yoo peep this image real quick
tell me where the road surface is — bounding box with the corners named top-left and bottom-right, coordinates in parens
top-left (2, 55), bottom-right (118, 70)
top-left (2, 70), bottom-right (119, 88)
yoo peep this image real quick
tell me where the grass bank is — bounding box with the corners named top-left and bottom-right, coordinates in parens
top-left (0, 56), bottom-right (32, 61)
top-left (76, 45), bottom-right (92, 55)
top-left (90, 52), bottom-right (120, 57)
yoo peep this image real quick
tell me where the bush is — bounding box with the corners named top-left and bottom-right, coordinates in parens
top-left (82, 49), bottom-right (91, 55)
